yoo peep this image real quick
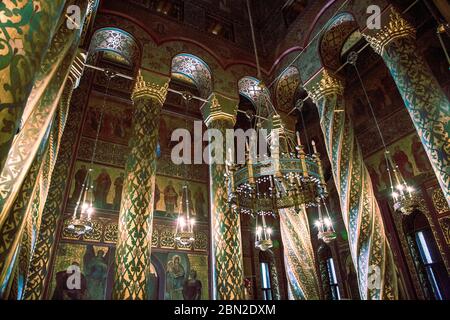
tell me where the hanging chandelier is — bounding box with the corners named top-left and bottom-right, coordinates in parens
top-left (225, 110), bottom-right (328, 218)
top-left (386, 151), bottom-right (419, 216)
top-left (315, 197), bottom-right (337, 244)
top-left (66, 70), bottom-right (115, 235)
top-left (67, 169), bottom-right (94, 235)
top-left (175, 185), bottom-right (196, 245)
top-left (255, 213), bottom-right (273, 251)
top-left (174, 93), bottom-right (196, 246)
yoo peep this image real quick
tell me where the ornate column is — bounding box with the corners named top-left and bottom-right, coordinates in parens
top-left (201, 93), bottom-right (245, 300)
top-left (279, 208), bottom-right (321, 299)
top-left (317, 244), bottom-right (333, 300)
top-left (113, 71), bottom-right (169, 300)
top-left (364, 7), bottom-right (450, 207)
top-left (0, 51), bottom-right (87, 299)
top-left (304, 70), bottom-right (398, 300)
top-left (0, 0), bottom-right (66, 170)
top-left (270, 117), bottom-right (320, 300)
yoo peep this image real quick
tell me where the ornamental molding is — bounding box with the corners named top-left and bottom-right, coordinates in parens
top-left (307, 70), bottom-right (344, 103)
top-left (131, 71), bottom-right (169, 105)
top-left (363, 7), bottom-right (416, 56)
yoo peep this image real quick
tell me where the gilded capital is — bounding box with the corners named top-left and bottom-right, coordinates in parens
top-left (307, 70), bottom-right (344, 103)
top-left (363, 7), bottom-right (415, 56)
top-left (131, 71), bottom-right (169, 105)
top-left (201, 93), bottom-right (237, 127)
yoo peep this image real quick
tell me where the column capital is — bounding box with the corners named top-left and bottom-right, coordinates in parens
top-left (305, 70), bottom-right (344, 103)
top-left (131, 69), bottom-right (170, 105)
top-left (201, 93), bottom-right (238, 127)
top-left (363, 7), bottom-right (415, 56)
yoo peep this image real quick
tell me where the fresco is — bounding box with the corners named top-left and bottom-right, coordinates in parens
top-left (82, 95), bottom-right (133, 146)
top-left (50, 243), bottom-right (115, 300)
top-left (69, 161), bottom-right (125, 211)
top-left (365, 133), bottom-right (433, 193)
top-left (155, 176), bottom-right (209, 221)
top-left (154, 252), bottom-right (209, 300)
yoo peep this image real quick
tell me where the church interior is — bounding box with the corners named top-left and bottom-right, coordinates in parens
top-left (0, 0), bottom-right (449, 301)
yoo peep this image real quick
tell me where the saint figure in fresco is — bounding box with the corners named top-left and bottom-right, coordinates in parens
top-left (182, 270), bottom-right (202, 300)
top-left (94, 169), bottom-right (111, 208)
top-left (411, 136), bottom-right (432, 173)
top-left (52, 262), bottom-right (88, 300)
top-left (113, 173), bottom-right (125, 210)
top-left (393, 146), bottom-right (414, 180)
top-left (163, 181), bottom-right (178, 215)
top-left (154, 183), bottom-right (161, 210)
top-left (194, 187), bottom-right (206, 219)
top-left (167, 255), bottom-right (185, 300)
top-left (72, 165), bottom-right (87, 201)
top-left (83, 245), bottom-right (109, 300)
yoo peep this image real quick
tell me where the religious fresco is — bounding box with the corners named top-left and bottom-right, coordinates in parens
top-left (153, 252), bottom-right (209, 300)
top-left (365, 133), bottom-right (433, 193)
top-left (69, 161), bottom-right (125, 212)
top-left (154, 176), bottom-right (209, 222)
top-left (345, 66), bottom-right (404, 131)
top-left (49, 243), bottom-right (115, 300)
top-left (82, 95), bottom-right (133, 145)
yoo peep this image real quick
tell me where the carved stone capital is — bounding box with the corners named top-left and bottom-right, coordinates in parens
top-left (201, 93), bottom-right (237, 127)
top-left (363, 7), bottom-right (416, 56)
top-left (306, 70), bottom-right (344, 103)
top-left (131, 70), bottom-right (169, 105)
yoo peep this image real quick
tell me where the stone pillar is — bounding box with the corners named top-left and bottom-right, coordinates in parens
top-left (364, 7), bottom-right (450, 207)
top-left (304, 70), bottom-right (398, 300)
top-left (280, 208), bottom-right (321, 300)
top-left (0, 51), bottom-right (87, 299)
top-left (113, 71), bottom-right (169, 300)
top-left (0, 0), bottom-right (66, 170)
top-left (269, 117), bottom-right (320, 300)
top-left (201, 93), bottom-right (245, 300)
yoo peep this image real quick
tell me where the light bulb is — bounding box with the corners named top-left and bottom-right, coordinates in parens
top-left (324, 218), bottom-right (332, 228)
top-left (392, 192), bottom-right (399, 198)
top-left (178, 217), bottom-right (186, 227)
top-left (396, 184), bottom-right (405, 191)
top-left (406, 186), bottom-right (414, 193)
top-left (87, 207), bottom-right (94, 215)
top-left (314, 220), bottom-right (322, 229)
top-left (82, 202), bottom-right (89, 211)
top-left (266, 228), bottom-right (273, 235)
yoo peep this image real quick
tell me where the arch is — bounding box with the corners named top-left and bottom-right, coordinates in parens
top-left (275, 66), bottom-right (301, 113)
top-left (238, 76), bottom-right (270, 107)
top-left (171, 53), bottom-right (213, 98)
top-left (319, 12), bottom-right (359, 70)
top-left (88, 27), bottom-right (141, 68)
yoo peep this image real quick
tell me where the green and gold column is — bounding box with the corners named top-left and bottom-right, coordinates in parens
top-left (364, 7), bottom-right (450, 206)
top-left (269, 116), bottom-right (320, 300)
top-left (279, 208), bottom-right (321, 299)
top-left (305, 70), bottom-right (398, 300)
top-left (0, 0), bottom-right (66, 170)
top-left (201, 93), bottom-right (245, 300)
top-left (114, 71), bottom-right (169, 300)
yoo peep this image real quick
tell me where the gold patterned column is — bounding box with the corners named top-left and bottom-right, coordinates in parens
top-left (280, 208), bottom-right (321, 299)
top-left (269, 116), bottom-right (320, 300)
top-left (0, 51), bottom-right (87, 299)
top-left (305, 70), bottom-right (398, 300)
top-left (113, 71), bottom-right (169, 300)
top-left (24, 60), bottom-right (93, 300)
top-left (201, 93), bottom-right (245, 300)
top-left (0, 0), bottom-right (66, 170)
top-left (364, 7), bottom-right (450, 207)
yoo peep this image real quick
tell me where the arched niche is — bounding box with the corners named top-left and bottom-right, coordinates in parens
top-left (171, 53), bottom-right (213, 99)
